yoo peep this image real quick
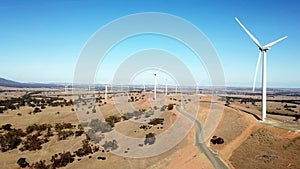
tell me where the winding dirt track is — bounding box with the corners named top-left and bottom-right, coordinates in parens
top-left (176, 106), bottom-right (229, 169)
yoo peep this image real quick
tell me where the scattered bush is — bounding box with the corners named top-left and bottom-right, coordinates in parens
top-left (26, 124), bottom-right (52, 134)
top-left (86, 129), bottom-right (103, 143)
top-left (33, 107), bottom-right (41, 113)
top-left (29, 160), bottom-right (49, 169)
top-left (57, 130), bottom-right (74, 140)
top-left (97, 156), bottom-right (106, 160)
top-left (89, 119), bottom-right (112, 133)
top-left (75, 130), bottom-right (84, 137)
top-left (144, 133), bottom-right (156, 145)
top-left (54, 123), bottom-right (75, 131)
top-left (105, 116), bottom-right (121, 127)
top-left (210, 136), bottom-right (224, 144)
top-left (148, 118), bottom-right (164, 126)
top-left (17, 158), bottom-right (29, 168)
top-left (167, 104), bottom-right (174, 110)
top-left (102, 140), bottom-right (118, 151)
top-left (2, 124), bottom-right (12, 131)
top-left (0, 128), bottom-right (26, 152)
top-left (74, 140), bottom-right (93, 157)
top-left (92, 107), bottom-right (96, 113)
top-left (121, 112), bottom-right (134, 120)
top-left (20, 134), bottom-right (45, 151)
top-left (50, 151), bottom-right (75, 168)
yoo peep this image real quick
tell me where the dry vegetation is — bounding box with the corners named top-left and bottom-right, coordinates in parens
top-left (1, 87), bottom-right (300, 169)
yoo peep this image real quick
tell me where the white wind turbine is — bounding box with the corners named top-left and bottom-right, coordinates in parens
top-left (153, 70), bottom-right (159, 100)
top-left (120, 83), bottom-right (123, 92)
top-left (147, 70), bottom-right (160, 100)
top-left (143, 81), bottom-right (146, 92)
top-left (235, 17), bottom-right (287, 122)
top-left (104, 80), bottom-right (111, 100)
top-left (146, 68), bottom-right (162, 100)
top-left (164, 78), bottom-right (168, 96)
top-left (64, 83), bottom-right (68, 93)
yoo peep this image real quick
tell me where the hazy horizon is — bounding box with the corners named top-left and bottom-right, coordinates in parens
top-left (1, 1), bottom-right (300, 88)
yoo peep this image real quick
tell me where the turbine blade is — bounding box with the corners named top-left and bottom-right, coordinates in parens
top-left (235, 17), bottom-right (262, 49)
top-left (154, 70), bottom-right (160, 74)
top-left (263, 36), bottom-right (288, 49)
top-left (253, 51), bottom-right (262, 91)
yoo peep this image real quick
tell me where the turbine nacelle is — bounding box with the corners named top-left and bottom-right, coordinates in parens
top-left (261, 47), bottom-right (270, 51)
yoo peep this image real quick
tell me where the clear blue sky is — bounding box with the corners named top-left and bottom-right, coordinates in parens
top-left (0, 0), bottom-right (299, 88)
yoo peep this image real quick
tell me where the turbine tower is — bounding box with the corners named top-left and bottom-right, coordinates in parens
top-left (235, 17), bottom-right (287, 122)
top-left (164, 78), bottom-right (168, 95)
top-left (147, 69), bottom-right (161, 101)
top-left (105, 84), bottom-right (108, 100)
top-left (64, 83), bottom-right (68, 93)
top-left (104, 80), bottom-right (111, 100)
top-left (153, 72), bottom-right (158, 100)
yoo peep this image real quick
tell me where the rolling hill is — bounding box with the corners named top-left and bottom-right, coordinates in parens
top-left (0, 77), bottom-right (62, 88)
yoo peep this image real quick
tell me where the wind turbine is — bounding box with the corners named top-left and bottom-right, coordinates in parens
top-left (120, 83), bottom-right (123, 92)
top-left (64, 83), bottom-right (68, 93)
top-left (148, 70), bottom-right (160, 100)
top-left (196, 81), bottom-right (201, 94)
top-left (235, 17), bottom-right (287, 122)
top-left (153, 70), bottom-right (159, 100)
top-left (146, 68), bottom-right (162, 100)
top-left (104, 80), bottom-right (111, 100)
top-left (164, 78), bottom-right (168, 95)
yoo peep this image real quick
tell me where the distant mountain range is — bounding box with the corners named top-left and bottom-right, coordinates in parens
top-left (0, 77), bottom-right (63, 88)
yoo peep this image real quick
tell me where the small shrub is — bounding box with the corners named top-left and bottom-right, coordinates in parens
top-left (17, 158), bottom-right (29, 168)
top-left (105, 116), bottom-right (121, 127)
top-left (74, 140), bottom-right (93, 157)
top-left (102, 140), bottom-right (118, 151)
top-left (0, 128), bottom-right (25, 152)
top-left (167, 104), bottom-right (174, 110)
top-left (2, 124), bottom-right (12, 131)
top-left (97, 156), bottom-right (106, 160)
top-left (144, 133), bottom-right (156, 145)
top-left (50, 151), bottom-right (75, 168)
top-left (29, 160), bottom-right (49, 169)
top-left (148, 118), bottom-right (164, 126)
top-left (33, 107), bottom-right (41, 113)
top-left (210, 136), bottom-right (224, 144)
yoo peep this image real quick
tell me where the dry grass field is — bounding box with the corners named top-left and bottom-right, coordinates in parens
top-left (0, 87), bottom-right (299, 169)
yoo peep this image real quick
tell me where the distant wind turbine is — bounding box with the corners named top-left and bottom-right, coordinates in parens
top-left (105, 84), bottom-right (108, 100)
top-left (147, 70), bottom-right (160, 100)
top-left (153, 70), bottom-right (159, 100)
top-left (164, 78), bottom-right (168, 95)
top-left (104, 80), bottom-right (111, 100)
top-left (64, 83), bottom-right (68, 93)
top-left (235, 17), bottom-right (287, 122)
